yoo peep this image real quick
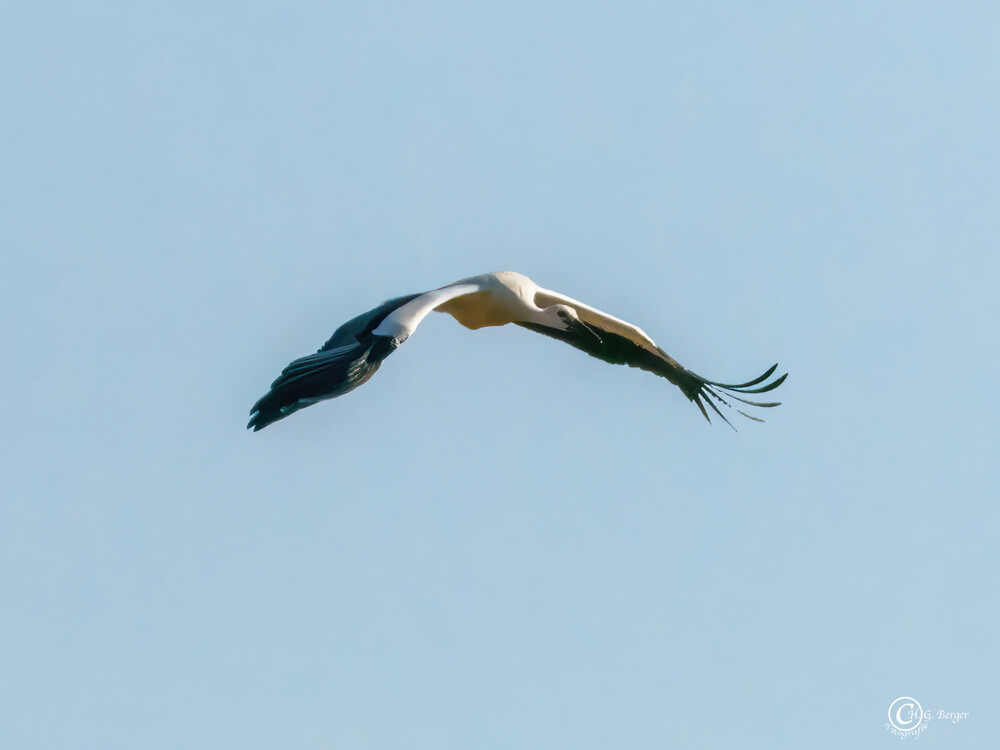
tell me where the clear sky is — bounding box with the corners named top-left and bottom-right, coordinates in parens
top-left (2, 2), bottom-right (998, 748)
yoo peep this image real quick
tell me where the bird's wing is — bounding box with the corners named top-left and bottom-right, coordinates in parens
top-left (524, 286), bottom-right (786, 428)
top-left (317, 293), bottom-right (423, 351)
top-left (248, 284), bottom-right (482, 430)
top-left (372, 283), bottom-right (483, 340)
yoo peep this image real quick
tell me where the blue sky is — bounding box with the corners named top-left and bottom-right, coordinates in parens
top-left (2, 2), bottom-right (998, 748)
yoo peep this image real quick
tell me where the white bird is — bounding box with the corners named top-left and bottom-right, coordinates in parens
top-left (248, 271), bottom-right (786, 431)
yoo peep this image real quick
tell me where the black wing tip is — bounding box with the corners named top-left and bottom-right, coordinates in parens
top-left (246, 335), bottom-right (400, 433)
top-left (705, 364), bottom-right (788, 391)
top-left (690, 364), bottom-right (787, 428)
top-left (246, 390), bottom-right (281, 431)
top-left (246, 401), bottom-right (282, 431)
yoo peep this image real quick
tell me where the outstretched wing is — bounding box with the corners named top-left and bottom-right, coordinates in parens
top-left (525, 286), bottom-right (787, 428)
top-left (247, 284), bottom-right (481, 430)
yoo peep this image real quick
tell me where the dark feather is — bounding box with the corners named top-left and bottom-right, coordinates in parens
top-left (247, 336), bottom-right (399, 431)
top-left (248, 294), bottom-right (422, 431)
top-left (516, 319), bottom-right (786, 427)
top-left (705, 363), bottom-right (779, 390)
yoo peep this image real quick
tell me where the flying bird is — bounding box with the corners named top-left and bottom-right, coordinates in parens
top-left (248, 271), bottom-right (786, 431)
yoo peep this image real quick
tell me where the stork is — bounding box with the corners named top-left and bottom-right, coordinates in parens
top-left (248, 271), bottom-right (786, 431)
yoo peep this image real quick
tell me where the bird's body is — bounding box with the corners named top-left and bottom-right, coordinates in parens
top-left (248, 271), bottom-right (786, 431)
top-left (433, 271), bottom-right (531, 329)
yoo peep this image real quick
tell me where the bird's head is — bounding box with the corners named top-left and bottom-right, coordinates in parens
top-left (548, 304), bottom-right (579, 329)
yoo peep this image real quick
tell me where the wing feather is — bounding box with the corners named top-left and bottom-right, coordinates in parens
top-left (248, 283), bottom-right (484, 430)
top-left (525, 285), bottom-right (786, 428)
